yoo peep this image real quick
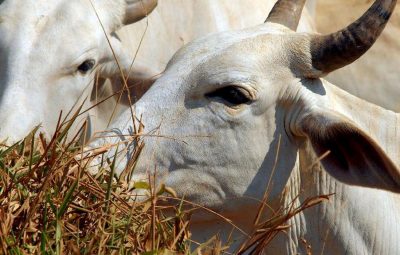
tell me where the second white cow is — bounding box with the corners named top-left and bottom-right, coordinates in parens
top-left (0, 0), bottom-right (157, 143)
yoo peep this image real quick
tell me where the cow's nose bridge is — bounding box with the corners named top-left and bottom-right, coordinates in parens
top-left (0, 73), bottom-right (41, 140)
top-left (0, 47), bottom-right (10, 106)
top-left (0, 102), bottom-right (39, 144)
top-left (0, 41), bottom-right (34, 89)
top-left (0, 72), bottom-right (30, 108)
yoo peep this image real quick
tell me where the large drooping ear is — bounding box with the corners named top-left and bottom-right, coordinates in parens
top-left (124, 0), bottom-right (157, 25)
top-left (297, 109), bottom-right (400, 193)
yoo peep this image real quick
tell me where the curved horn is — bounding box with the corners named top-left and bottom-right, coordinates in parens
top-left (265, 0), bottom-right (307, 30)
top-left (310, 0), bottom-right (397, 75)
top-left (124, 0), bottom-right (158, 25)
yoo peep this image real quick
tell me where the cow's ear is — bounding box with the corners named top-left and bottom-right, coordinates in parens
top-left (97, 36), bottom-right (155, 103)
top-left (297, 110), bottom-right (400, 193)
top-left (98, 36), bottom-right (131, 78)
top-left (124, 0), bottom-right (157, 25)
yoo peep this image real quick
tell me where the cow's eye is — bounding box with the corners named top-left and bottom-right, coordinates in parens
top-left (77, 59), bottom-right (96, 74)
top-left (206, 86), bottom-right (252, 106)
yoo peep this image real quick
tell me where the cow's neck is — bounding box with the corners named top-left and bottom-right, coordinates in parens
top-left (279, 80), bottom-right (400, 254)
top-left (190, 80), bottom-right (400, 254)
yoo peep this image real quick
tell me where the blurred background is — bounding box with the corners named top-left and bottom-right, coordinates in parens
top-left (316, 0), bottom-right (400, 111)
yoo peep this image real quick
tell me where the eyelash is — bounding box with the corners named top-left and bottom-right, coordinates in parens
top-left (205, 86), bottom-right (251, 106)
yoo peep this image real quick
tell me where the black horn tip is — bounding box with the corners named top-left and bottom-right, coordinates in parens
top-left (310, 0), bottom-right (397, 75)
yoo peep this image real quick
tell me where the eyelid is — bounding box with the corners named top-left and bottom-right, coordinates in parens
top-left (71, 48), bottom-right (97, 67)
top-left (63, 49), bottom-right (97, 74)
top-left (221, 84), bottom-right (257, 101)
top-left (233, 86), bottom-right (252, 98)
top-left (205, 85), bottom-right (254, 106)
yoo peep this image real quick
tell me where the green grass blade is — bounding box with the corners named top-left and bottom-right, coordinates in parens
top-left (57, 179), bottom-right (79, 218)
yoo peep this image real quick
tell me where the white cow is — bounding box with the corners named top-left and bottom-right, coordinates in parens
top-left (97, 0), bottom-right (317, 123)
top-left (114, 0), bottom-right (316, 88)
top-left (91, 0), bottom-right (400, 253)
top-left (0, 0), bottom-right (158, 144)
top-left (123, 0), bottom-right (400, 113)
top-left (0, 0), bottom-right (316, 145)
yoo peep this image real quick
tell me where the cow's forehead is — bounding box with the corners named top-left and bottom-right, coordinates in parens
top-left (0, 0), bottom-right (124, 34)
top-left (0, 1), bottom-right (92, 45)
top-left (1, 0), bottom-right (89, 23)
top-left (165, 23), bottom-right (291, 80)
top-left (0, 0), bottom-right (125, 71)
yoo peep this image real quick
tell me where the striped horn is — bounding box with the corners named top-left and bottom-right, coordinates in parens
top-left (310, 0), bottom-right (397, 75)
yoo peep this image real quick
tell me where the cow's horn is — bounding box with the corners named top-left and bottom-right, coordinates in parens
top-left (265, 0), bottom-right (307, 30)
top-left (310, 0), bottom-right (397, 75)
top-left (124, 0), bottom-right (158, 24)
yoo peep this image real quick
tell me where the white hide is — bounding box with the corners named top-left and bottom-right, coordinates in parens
top-left (0, 0), bottom-right (131, 143)
top-left (91, 12), bottom-right (400, 255)
top-left (117, 0), bottom-right (315, 79)
top-left (0, 0), bottom-right (316, 145)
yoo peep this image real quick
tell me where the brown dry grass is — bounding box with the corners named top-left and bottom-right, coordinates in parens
top-left (0, 109), bottom-right (329, 254)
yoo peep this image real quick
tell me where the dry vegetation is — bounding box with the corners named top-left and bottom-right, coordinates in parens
top-left (0, 109), bottom-right (329, 254)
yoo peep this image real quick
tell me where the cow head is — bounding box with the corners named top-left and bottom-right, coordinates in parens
top-left (93, 0), bottom-right (400, 217)
top-left (0, 0), bottom-right (157, 143)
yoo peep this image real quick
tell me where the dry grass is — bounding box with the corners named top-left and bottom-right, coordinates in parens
top-left (0, 110), bottom-right (329, 254)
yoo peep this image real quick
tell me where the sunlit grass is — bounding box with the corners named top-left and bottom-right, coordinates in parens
top-left (0, 109), bottom-right (328, 254)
